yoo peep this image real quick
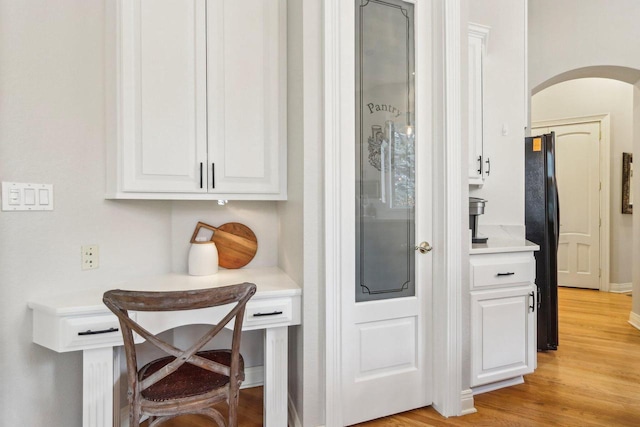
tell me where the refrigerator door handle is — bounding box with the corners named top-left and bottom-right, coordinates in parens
top-left (537, 286), bottom-right (541, 309)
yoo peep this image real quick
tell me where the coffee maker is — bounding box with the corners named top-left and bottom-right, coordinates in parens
top-left (469, 197), bottom-right (488, 244)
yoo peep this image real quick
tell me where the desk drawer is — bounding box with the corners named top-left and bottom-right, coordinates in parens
top-left (244, 298), bottom-right (292, 328)
top-left (61, 313), bottom-right (129, 350)
top-left (471, 254), bottom-right (534, 289)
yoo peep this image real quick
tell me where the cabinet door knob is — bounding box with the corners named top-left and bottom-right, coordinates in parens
top-left (415, 242), bottom-right (433, 254)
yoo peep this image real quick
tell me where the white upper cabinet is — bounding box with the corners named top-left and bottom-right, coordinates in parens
top-left (106, 0), bottom-right (287, 200)
top-left (468, 23), bottom-right (490, 186)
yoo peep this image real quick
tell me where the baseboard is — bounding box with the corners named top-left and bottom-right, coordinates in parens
top-left (120, 407), bottom-right (130, 427)
top-left (629, 311), bottom-right (640, 331)
top-left (609, 282), bottom-right (632, 293)
top-left (288, 393), bottom-right (303, 427)
top-left (459, 389), bottom-right (477, 415)
top-left (471, 376), bottom-right (524, 396)
top-left (242, 365), bottom-right (265, 389)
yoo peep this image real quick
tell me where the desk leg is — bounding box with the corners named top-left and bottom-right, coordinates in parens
top-left (82, 347), bottom-right (114, 427)
top-left (263, 326), bottom-right (288, 427)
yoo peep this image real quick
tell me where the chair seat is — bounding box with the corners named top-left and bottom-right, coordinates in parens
top-left (139, 349), bottom-right (245, 402)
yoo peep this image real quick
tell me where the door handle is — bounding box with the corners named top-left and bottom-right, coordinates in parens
top-left (415, 242), bottom-right (433, 254)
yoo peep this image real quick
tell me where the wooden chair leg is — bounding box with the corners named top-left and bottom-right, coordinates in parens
top-left (228, 387), bottom-right (240, 427)
top-left (129, 412), bottom-right (140, 427)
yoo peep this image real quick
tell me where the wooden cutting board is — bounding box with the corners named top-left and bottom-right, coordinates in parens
top-left (190, 221), bottom-right (258, 269)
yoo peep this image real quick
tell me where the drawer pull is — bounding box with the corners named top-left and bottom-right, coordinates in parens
top-left (253, 311), bottom-right (283, 317)
top-left (496, 272), bottom-right (515, 277)
top-left (78, 327), bottom-right (119, 336)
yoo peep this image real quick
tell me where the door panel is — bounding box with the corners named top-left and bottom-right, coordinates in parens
top-left (357, 317), bottom-right (416, 375)
top-left (343, 0), bottom-right (432, 424)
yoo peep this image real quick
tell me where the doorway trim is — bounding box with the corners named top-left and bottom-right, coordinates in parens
top-left (324, 0), bottom-right (464, 424)
top-left (532, 114), bottom-right (611, 292)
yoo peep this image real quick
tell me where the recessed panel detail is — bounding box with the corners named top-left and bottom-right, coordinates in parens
top-left (577, 244), bottom-right (591, 273)
top-left (357, 317), bottom-right (416, 377)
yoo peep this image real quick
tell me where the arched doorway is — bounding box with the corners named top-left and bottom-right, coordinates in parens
top-left (529, 67), bottom-right (640, 329)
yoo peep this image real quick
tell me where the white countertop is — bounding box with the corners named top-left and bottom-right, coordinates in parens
top-left (28, 266), bottom-right (301, 316)
top-left (470, 225), bottom-right (539, 255)
top-left (470, 239), bottom-right (539, 254)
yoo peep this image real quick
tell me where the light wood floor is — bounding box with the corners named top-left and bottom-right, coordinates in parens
top-left (146, 287), bottom-right (640, 426)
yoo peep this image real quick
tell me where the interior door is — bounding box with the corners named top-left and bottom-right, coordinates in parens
top-left (343, 0), bottom-right (432, 424)
top-left (533, 122), bottom-right (601, 289)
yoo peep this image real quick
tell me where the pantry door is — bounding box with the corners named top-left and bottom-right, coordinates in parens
top-left (342, 0), bottom-right (433, 424)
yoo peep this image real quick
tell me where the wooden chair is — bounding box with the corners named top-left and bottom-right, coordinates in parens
top-left (103, 282), bottom-right (257, 427)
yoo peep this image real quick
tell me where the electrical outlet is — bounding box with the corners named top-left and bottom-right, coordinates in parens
top-left (82, 245), bottom-right (99, 270)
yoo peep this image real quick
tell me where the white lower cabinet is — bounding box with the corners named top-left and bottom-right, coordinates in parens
top-left (470, 250), bottom-right (537, 389)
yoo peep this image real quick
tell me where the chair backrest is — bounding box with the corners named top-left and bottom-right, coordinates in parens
top-left (103, 282), bottom-right (257, 399)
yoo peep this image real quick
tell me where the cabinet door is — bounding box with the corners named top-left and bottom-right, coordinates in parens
top-left (470, 285), bottom-right (536, 387)
top-left (120, 0), bottom-right (208, 193)
top-left (206, 0), bottom-right (286, 195)
top-left (468, 24), bottom-right (489, 186)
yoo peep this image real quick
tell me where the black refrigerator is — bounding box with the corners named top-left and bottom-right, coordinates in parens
top-left (524, 132), bottom-right (559, 351)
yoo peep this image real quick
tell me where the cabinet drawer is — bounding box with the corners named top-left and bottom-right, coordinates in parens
top-left (244, 298), bottom-right (292, 329)
top-left (61, 313), bottom-right (128, 350)
top-left (471, 254), bottom-right (534, 289)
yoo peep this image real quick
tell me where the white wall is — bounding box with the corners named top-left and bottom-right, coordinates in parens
top-left (170, 201), bottom-right (280, 274)
top-left (529, 0), bottom-right (640, 94)
top-left (281, 0), bottom-right (325, 425)
top-left (0, 1), bottom-right (173, 425)
top-left (528, 0), bottom-right (640, 318)
top-left (531, 78), bottom-right (633, 286)
top-left (0, 1), bottom-right (302, 426)
top-left (468, 0), bottom-right (527, 228)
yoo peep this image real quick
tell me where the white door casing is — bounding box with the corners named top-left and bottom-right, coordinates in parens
top-left (532, 116), bottom-right (610, 291)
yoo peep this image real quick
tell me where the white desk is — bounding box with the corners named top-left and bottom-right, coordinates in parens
top-left (28, 267), bottom-right (301, 427)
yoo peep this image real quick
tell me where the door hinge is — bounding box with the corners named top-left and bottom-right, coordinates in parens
top-left (599, 218), bottom-right (602, 227)
top-left (599, 181), bottom-right (602, 191)
top-left (599, 268), bottom-right (602, 278)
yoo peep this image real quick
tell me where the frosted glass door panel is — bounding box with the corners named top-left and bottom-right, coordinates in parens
top-left (355, 0), bottom-right (415, 302)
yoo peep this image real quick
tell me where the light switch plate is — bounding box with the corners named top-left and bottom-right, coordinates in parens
top-left (1, 182), bottom-right (54, 211)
